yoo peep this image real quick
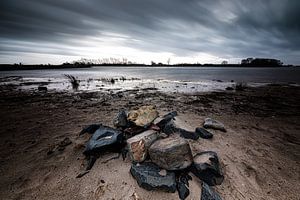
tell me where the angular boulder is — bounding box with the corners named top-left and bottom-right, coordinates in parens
top-left (203, 118), bottom-right (226, 132)
top-left (149, 137), bottom-right (193, 170)
top-left (195, 127), bottom-right (213, 139)
top-left (130, 162), bottom-right (176, 192)
top-left (190, 151), bottom-right (224, 186)
top-left (128, 105), bottom-right (159, 127)
top-left (127, 130), bottom-right (158, 162)
top-left (201, 182), bottom-right (222, 200)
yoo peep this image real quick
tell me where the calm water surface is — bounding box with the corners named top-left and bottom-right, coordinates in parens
top-left (1, 66), bottom-right (299, 93)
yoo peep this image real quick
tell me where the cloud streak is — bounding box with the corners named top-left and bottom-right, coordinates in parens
top-left (0, 0), bottom-right (299, 64)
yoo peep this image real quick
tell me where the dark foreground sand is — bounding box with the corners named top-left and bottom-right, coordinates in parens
top-left (0, 84), bottom-right (299, 200)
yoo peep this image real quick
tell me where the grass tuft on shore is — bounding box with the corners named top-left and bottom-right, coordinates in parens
top-left (64, 74), bottom-right (79, 90)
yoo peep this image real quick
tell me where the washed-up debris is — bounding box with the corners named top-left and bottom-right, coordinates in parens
top-left (149, 136), bottom-right (193, 170)
top-left (130, 162), bottom-right (177, 193)
top-left (190, 151), bottom-right (224, 186)
top-left (128, 105), bottom-right (159, 127)
top-left (203, 118), bottom-right (226, 132)
top-left (113, 109), bottom-right (128, 128)
top-left (127, 130), bottom-right (158, 162)
top-left (195, 128), bottom-right (213, 139)
top-left (201, 182), bottom-right (222, 200)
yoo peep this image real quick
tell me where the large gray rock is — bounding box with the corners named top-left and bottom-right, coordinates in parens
top-left (83, 125), bottom-right (123, 156)
top-left (190, 151), bottom-right (224, 186)
top-left (127, 130), bottom-right (158, 162)
top-left (130, 162), bottom-right (176, 192)
top-left (203, 118), bottom-right (226, 132)
top-left (149, 136), bottom-right (193, 170)
top-left (201, 182), bottom-right (222, 200)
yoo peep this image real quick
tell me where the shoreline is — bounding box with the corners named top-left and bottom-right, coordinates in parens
top-left (1, 74), bottom-right (299, 94)
top-left (0, 84), bottom-right (299, 199)
top-left (0, 64), bottom-right (298, 71)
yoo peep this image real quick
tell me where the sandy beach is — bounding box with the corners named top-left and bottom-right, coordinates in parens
top-left (0, 84), bottom-right (299, 200)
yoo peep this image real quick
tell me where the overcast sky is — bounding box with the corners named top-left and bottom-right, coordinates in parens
top-left (0, 0), bottom-right (299, 64)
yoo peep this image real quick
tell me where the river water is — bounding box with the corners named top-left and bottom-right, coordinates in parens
top-left (1, 66), bottom-right (299, 93)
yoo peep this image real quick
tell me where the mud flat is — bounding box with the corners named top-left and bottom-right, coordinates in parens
top-left (0, 84), bottom-right (299, 200)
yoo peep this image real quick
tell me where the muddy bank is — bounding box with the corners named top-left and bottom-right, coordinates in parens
top-left (0, 85), bottom-right (299, 199)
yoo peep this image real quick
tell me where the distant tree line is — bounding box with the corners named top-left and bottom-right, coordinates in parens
top-left (241, 57), bottom-right (283, 67)
top-left (0, 57), bottom-right (294, 71)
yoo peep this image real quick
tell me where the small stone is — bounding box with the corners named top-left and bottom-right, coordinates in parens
top-left (176, 172), bottom-right (192, 200)
top-left (159, 169), bottom-right (167, 176)
top-left (113, 109), bottom-right (128, 128)
top-left (203, 118), bottom-right (226, 132)
top-left (156, 111), bottom-right (177, 129)
top-left (149, 136), bottom-right (193, 170)
top-left (195, 128), bottom-right (213, 139)
top-left (177, 181), bottom-right (190, 200)
top-left (130, 162), bottom-right (176, 192)
top-left (176, 128), bottom-right (199, 140)
top-left (190, 151), bottom-right (224, 186)
top-left (127, 130), bottom-right (158, 162)
top-left (201, 182), bottom-right (222, 200)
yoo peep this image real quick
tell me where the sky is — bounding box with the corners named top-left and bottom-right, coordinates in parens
top-left (0, 0), bottom-right (299, 65)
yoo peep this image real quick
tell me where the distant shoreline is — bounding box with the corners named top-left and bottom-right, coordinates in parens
top-left (0, 63), bottom-right (297, 71)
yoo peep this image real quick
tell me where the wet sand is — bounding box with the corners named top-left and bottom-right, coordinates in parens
top-left (0, 84), bottom-right (299, 200)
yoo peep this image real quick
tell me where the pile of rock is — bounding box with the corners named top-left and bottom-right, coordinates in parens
top-left (79, 105), bottom-right (227, 200)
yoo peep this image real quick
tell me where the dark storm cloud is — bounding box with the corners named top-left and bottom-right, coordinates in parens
top-left (0, 0), bottom-right (299, 64)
